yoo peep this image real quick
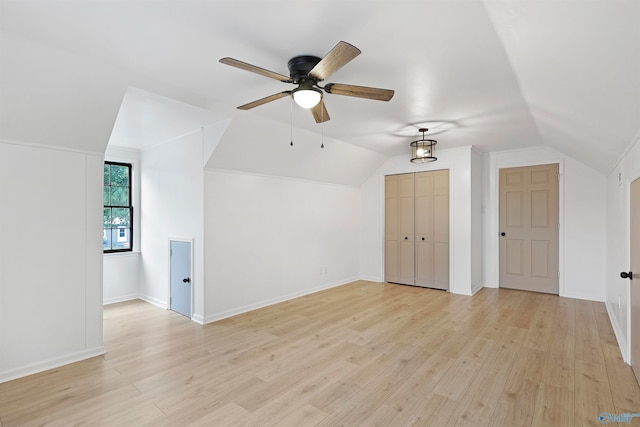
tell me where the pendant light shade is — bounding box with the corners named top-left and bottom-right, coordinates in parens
top-left (410, 128), bottom-right (437, 163)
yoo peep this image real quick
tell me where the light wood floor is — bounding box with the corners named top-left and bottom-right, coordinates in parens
top-left (1, 281), bottom-right (639, 426)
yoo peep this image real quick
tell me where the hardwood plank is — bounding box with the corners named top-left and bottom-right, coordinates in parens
top-left (446, 367), bottom-right (509, 426)
top-left (488, 349), bottom-right (546, 426)
top-left (601, 343), bottom-right (640, 413)
top-left (530, 384), bottom-right (574, 427)
top-left (432, 337), bottom-right (496, 400)
top-left (540, 333), bottom-right (575, 391)
top-left (574, 300), bottom-right (606, 364)
top-left (575, 359), bottom-right (616, 426)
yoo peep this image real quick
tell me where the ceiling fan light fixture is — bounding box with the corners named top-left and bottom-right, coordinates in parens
top-left (292, 87), bottom-right (322, 109)
top-left (410, 128), bottom-right (437, 163)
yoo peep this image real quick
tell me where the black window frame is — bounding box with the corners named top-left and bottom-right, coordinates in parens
top-left (103, 161), bottom-right (133, 253)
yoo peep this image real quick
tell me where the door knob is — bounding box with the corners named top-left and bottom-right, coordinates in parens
top-left (404, 237), bottom-right (408, 240)
top-left (620, 271), bottom-right (633, 280)
top-left (183, 277), bottom-right (191, 283)
top-left (500, 232), bottom-right (506, 237)
top-left (421, 237), bottom-right (425, 241)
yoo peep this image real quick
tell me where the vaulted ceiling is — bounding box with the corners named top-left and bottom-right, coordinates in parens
top-left (1, 0), bottom-right (638, 178)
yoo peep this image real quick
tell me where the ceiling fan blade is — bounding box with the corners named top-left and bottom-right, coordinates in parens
top-left (237, 91), bottom-right (291, 110)
top-left (311, 99), bottom-right (330, 123)
top-left (219, 57), bottom-right (291, 82)
top-left (309, 41), bottom-right (361, 81)
top-left (324, 83), bottom-right (394, 102)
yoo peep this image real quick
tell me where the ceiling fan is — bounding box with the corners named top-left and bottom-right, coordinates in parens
top-left (219, 41), bottom-right (394, 123)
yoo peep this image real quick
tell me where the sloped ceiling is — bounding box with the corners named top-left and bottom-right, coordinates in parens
top-left (1, 0), bottom-right (638, 176)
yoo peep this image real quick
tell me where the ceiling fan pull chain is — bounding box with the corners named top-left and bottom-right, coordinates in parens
top-left (321, 106), bottom-right (325, 148)
top-left (290, 97), bottom-right (294, 147)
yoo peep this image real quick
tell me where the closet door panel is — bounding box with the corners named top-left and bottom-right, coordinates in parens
top-left (415, 240), bottom-right (433, 287)
top-left (385, 174), bottom-right (415, 285)
top-left (385, 196), bottom-right (399, 241)
top-left (398, 176), bottom-right (415, 285)
top-left (399, 240), bottom-right (415, 285)
top-left (385, 241), bottom-right (399, 283)
top-left (399, 173), bottom-right (414, 197)
top-left (434, 242), bottom-right (449, 290)
top-left (433, 194), bottom-right (449, 243)
top-left (415, 190), bottom-right (433, 242)
top-left (399, 196), bottom-right (415, 243)
top-left (384, 175), bottom-right (399, 283)
top-left (414, 171), bottom-right (433, 287)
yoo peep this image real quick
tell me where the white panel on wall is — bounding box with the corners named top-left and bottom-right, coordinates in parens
top-left (204, 169), bottom-right (361, 323)
top-left (605, 134), bottom-right (640, 363)
top-left (85, 154), bottom-right (105, 349)
top-left (0, 142), bottom-right (104, 382)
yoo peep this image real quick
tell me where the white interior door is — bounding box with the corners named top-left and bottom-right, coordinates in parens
top-left (170, 240), bottom-right (192, 318)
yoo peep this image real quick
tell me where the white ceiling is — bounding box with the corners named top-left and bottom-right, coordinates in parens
top-left (108, 87), bottom-right (226, 151)
top-left (1, 0), bottom-right (639, 174)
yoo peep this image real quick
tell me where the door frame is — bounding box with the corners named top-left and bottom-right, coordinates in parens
top-left (168, 237), bottom-right (194, 319)
top-left (489, 157), bottom-right (565, 296)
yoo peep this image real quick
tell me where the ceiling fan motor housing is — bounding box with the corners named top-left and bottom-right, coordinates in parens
top-left (287, 55), bottom-right (322, 83)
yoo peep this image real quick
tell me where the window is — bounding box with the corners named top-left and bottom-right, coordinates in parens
top-left (103, 162), bottom-right (132, 252)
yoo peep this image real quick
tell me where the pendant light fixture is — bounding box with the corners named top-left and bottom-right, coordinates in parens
top-left (410, 128), bottom-right (437, 163)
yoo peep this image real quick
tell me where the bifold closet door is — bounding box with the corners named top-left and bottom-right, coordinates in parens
top-left (385, 173), bottom-right (415, 285)
top-left (414, 170), bottom-right (449, 289)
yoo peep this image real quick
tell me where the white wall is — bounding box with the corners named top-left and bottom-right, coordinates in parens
top-left (203, 169), bottom-right (361, 322)
top-left (103, 253), bottom-right (140, 305)
top-left (103, 146), bottom-right (141, 304)
top-left (0, 142), bottom-right (104, 383)
top-left (360, 146), bottom-right (482, 295)
top-left (606, 133), bottom-right (640, 363)
top-left (139, 130), bottom-right (205, 320)
top-left (471, 148), bottom-right (484, 291)
top-left (483, 146), bottom-right (607, 301)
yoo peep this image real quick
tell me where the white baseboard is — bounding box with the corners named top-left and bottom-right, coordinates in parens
top-left (139, 294), bottom-right (168, 309)
top-left (470, 282), bottom-right (484, 295)
top-left (202, 277), bottom-right (357, 324)
top-left (560, 291), bottom-right (605, 302)
top-left (606, 300), bottom-right (630, 364)
top-left (103, 294), bottom-right (139, 305)
top-left (360, 275), bottom-right (383, 282)
top-left (0, 346), bottom-right (106, 384)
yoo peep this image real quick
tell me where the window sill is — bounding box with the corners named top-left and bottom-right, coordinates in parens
top-left (103, 251), bottom-right (141, 257)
